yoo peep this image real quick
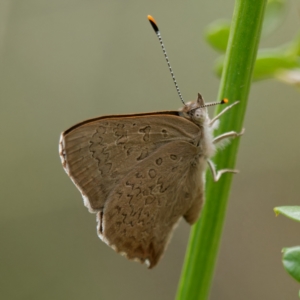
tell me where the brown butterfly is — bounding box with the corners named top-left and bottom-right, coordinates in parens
top-left (59, 16), bottom-right (244, 268)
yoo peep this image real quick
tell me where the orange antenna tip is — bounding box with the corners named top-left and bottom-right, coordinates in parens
top-left (147, 15), bottom-right (156, 23)
top-left (148, 15), bottom-right (159, 33)
top-left (221, 98), bottom-right (229, 104)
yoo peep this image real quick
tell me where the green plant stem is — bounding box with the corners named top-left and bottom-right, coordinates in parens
top-left (176, 1), bottom-right (267, 299)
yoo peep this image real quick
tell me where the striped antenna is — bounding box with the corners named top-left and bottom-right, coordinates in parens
top-left (189, 98), bottom-right (228, 114)
top-left (148, 15), bottom-right (186, 106)
top-left (200, 98), bottom-right (228, 108)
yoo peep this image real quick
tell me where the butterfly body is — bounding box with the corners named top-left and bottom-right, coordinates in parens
top-left (59, 93), bottom-right (232, 268)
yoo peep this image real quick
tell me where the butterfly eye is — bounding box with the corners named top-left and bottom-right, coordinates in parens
top-left (193, 108), bottom-right (202, 119)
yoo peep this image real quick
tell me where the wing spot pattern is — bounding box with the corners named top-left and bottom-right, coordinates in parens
top-left (125, 180), bottom-right (134, 189)
top-left (136, 172), bottom-right (145, 179)
top-left (156, 158), bottom-right (162, 165)
top-left (143, 189), bottom-right (149, 196)
top-left (89, 128), bottom-right (113, 175)
top-left (139, 126), bottom-right (151, 142)
top-left (137, 148), bottom-right (148, 161)
top-left (148, 169), bottom-right (157, 178)
top-left (113, 124), bottom-right (128, 145)
top-left (126, 147), bottom-right (133, 156)
top-left (161, 129), bottom-right (168, 138)
top-left (145, 195), bottom-right (155, 205)
top-left (97, 125), bottom-right (107, 134)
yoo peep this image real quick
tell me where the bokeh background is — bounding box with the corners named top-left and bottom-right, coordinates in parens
top-left (1, 0), bottom-right (300, 299)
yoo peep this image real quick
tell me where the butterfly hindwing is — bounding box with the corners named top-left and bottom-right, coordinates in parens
top-left (97, 140), bottom-right (204, 268)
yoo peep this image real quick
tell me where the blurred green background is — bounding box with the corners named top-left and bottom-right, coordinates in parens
top-left (1, 0), bottom-right (300, 299)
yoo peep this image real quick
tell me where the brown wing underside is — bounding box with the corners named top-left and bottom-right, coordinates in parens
top-left (59, 113), bottom-right (204, 267)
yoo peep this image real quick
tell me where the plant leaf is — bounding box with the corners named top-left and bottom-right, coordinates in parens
top-left (205, 0), bottom-right (287, 53)
top-left (262, 0), bottom-right (287, 36)
top-left (205, 20), bottom-right (231, 52)
top-left (274, 206), bottom-right (300, 222)
top-left (213, 48), bottom-right (300, 80)
top-left (282, 246), bottom-right (300, 282)
top-left (254, 49), bottom-right (299, 80)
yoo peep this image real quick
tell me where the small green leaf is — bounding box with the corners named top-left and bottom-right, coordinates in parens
top-left (282, 246), bottom-right (300, 282)
top-left (213, 48), bottom-right (300, 81)
top-left (205, 20), bottom-right (231, 52)
top-left (274, 206), bottom-right (300, 222)
top-left (262, 0), bottom-right (286, 36)
top-left (205, 1), bottom-right (287, 52)
top-left (253, 49), bottom-right (299, 80)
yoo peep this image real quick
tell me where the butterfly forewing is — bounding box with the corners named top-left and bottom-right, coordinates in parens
top-left (60, 113), bottom-right (200, 208)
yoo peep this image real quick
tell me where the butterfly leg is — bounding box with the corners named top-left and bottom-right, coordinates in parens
top-left (207, 159), bottom-right (238, 182)
top-left (213, 128), bottom-right (245, 144)
top-left (209, 101), bottom-right (240, 127)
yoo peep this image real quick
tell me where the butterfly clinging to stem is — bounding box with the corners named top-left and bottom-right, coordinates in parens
top-left (59, 15), bottom-right (244, 268)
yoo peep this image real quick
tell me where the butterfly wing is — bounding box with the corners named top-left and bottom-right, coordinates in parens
top-left (60, 112), bottom-right (204, 267)
top-left (97, 140), bottom-right (205, 268)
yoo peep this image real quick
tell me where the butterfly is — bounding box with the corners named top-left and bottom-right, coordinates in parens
top-left (59, 92), bottom-right (243, 268)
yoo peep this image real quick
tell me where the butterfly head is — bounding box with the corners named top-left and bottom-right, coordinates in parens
top-left (180, 93), bottom-right (209, 126)
top-left (180, 93), bottom-right (229, 126)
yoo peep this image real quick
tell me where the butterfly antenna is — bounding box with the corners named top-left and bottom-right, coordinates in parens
top-left (200, 98), bottom-right (228, 108)
top-left (189, 98), bottom-right (228, 114)
top-left (147, 15), bottom-right (186, 106)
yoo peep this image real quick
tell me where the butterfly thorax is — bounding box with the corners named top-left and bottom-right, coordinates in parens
top-left (179, 97), bottom-right (216, 159)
